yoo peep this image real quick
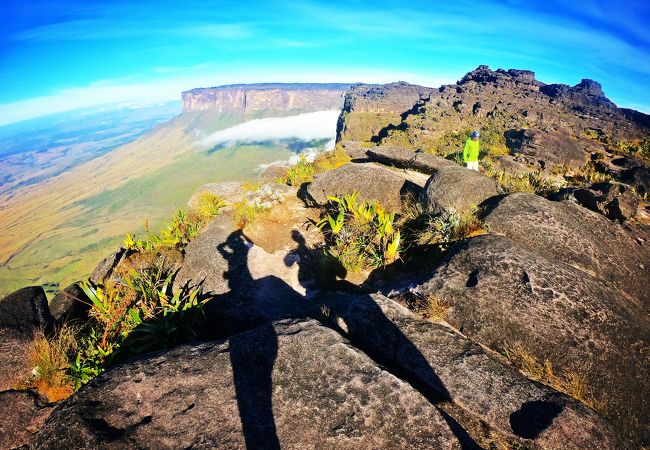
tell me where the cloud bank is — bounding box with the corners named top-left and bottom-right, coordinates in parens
top-left (199, 110), bottom-right (340, 147)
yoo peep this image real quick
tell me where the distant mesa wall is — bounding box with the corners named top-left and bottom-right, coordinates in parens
top-left (181, 83), bottom-right (352, 114)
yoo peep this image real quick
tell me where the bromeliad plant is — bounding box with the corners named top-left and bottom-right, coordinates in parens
top-left (317, 192), bottom-right (401, 272)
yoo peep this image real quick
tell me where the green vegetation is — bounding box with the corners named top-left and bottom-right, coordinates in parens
top-left (414, 207), bottom-right (486, 248)
top-left (487, 170), bottom-right (560, 196)
top-left (281, 147), bottom-right (351, 186)
top-left (25, 203), bottom-right (221, 396)
top-left (317, 193), bottom-right (401, 272)
top-left (19, 325), bottom-right (78, 402)
top-left (616, 138), bottom-right (650, 159)
top-left (233, 184), bottom-right (286, 229)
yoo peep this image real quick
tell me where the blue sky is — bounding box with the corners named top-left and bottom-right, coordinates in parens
top-left (1, 0), bottom-right (649, 125)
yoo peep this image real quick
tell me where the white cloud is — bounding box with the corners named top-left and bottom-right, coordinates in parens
top-left (199, 110), bottom-right (340, 147)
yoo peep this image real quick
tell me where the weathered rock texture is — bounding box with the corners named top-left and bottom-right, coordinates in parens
top-left (182, 83), bottom-right (351, 114)
top-left (407, 234), bottom-right (649, 443)
top-left (0, 286), bottom-right (52, 333)
top-left (307, 162), bottom-right (427, 211)
top-left (31, 319), bottom-right (462, 449)
top-left (482, 193), bottom-right (649, 307)
top-left (0, 326), bottom-right (32, 390)
top-left (422, 167), bottom-right (499, 214)
top-left (335, 294), bottom-right (627, 449)
top-left (0, 389), bottom-right (54, 449)
top-left (366, 146), bottom-right (458, 174)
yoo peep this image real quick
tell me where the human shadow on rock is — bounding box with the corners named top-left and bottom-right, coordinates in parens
top-left (205, 229), bottom-right (483, 449)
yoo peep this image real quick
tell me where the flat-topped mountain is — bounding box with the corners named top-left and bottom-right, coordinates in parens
top-left (182, 82), bottom-right (352, 114)
top-left (337, 66), bottom-right (650, 154)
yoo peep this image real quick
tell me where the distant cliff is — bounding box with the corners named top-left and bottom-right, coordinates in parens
top-left (182, 83), bottom-right (352, 114)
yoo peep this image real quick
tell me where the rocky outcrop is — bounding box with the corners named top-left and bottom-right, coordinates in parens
top-left (336, 82), bottom-right (436, 142)
top-left (186, 181), bottom-right (244, 209)
top-left (49, 283), bottom-right (90, 324)
top-left (0, 286), bottom-right (52, 333)
top-left (403, 234), bottom-right (649, 443)
top-left (422, 167), bottom-right (498, 214)
top-left (336, 294), bottom-right (626, 449)
top-left (306, 162), bottom-right (427, 211)
top-left (505, 129), bottom-right (588, 169)
top-left (30, 319), bottom-right (463, 449)
top-left (551, 182), bottom-right (640, 222)
top-left (337, 66), bottom-right (650, 164)
top-left (0, 389), bottom-right (55, 449)
top-left (482, 193), bottom-right (649, 307)
top-left (181, 83), bottom-right (351, 114)
top-left (366, 146), bottom-right (458, 174)
top-left (173, 212), bottom-right (238, 294)
top-left (90, 247), bottom-right (127, 285)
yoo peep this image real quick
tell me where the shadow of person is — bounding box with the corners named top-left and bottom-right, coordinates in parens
top-left (217, 230), bottom-right (281, 450)
top-left (210, 229), bottom-right (480, 449)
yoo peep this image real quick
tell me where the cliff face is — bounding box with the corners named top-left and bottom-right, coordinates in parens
top-left (336, 82), bottom-right (436, 142)
top-left (182, 83), bottom-right (352, 114)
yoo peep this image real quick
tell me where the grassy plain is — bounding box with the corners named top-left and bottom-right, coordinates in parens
top-left (0, 111), bottom-right (296, 296)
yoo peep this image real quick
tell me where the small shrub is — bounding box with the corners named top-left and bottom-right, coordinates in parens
top-left (562, 162), bottom-right (613, 185)
top-left (488, 170), bottom-right (560, 196)
top-left (416, 207), bottom-right (485, 247)
top-left (503, 343), bottom-right (599, 410)
top-left (195, 192), bottom-right (225, 219)
top-left (284, 154), bottom-right (315, 186)
top-left (282, 147), bottom-right (351, 186)
top-left (317, 193), bottom-right (401, 272)
top-left (123, 209), bottom-right (208, 253)
top-left (26, 325), bottom-right (77, 401)
top-left (615, 138), bottom-right (650, 159)
top-left (425, 294), bottom-right (448, 322)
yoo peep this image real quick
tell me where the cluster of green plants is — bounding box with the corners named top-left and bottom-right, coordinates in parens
top-left (560, 161), bottom-right (613, 185)
top-left (615, 138), bottom-right (650, 159)
top-left (317, 193), bottom-right (401, 272)
top-left (232, 184), bottom-right (286, 228)
top-left (281, 147), bottom-right (351, 186)
top-left (24, 198), bottom-right (223, 395)
top-left (414, 207), bottom-right (486, 248)
top-left (124, 194), bottom-right (224, 253)
top-left (486, 169), bottom-right (560, 196)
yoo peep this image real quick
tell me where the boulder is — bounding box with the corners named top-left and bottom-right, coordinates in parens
top-left (0, 389), bottom-right (55, 449)
top-left (334, 293), bottom-right (626, 449)
top-left (90, 247), bottom-right (127, 285)
top-left (306, 162), bottom-right (425, 211)
top-left (505, 129), bottom-right (587, 169)
top-left (173, 212), bottom-right (238, 295)
top-left (186, 181), bottom-right (244, 209)
top-left (483, 193), bottom-right (649, 307)
top-left (551, 182), bottom-right (639, 222)
top-left (366, 146), bottom-right (458, 174)
top-left (30, 319), bottom-right (462, 449)
top-left (0, 286), bottom-right (53, 333)
top-left (407, 234), bottom-right (649, 444)
top-left (0, 327), bottom-right (33, 390)
top-left (339, 140), bottom-right (370, 160)
top-left (422, 167), bottom-right (498, 214)
top-left (48, 283), bottom-right (91, 324)
top-left (619, 164), bottom-right (650, 197)
top-left (258, 165), bottom-right (288, 183)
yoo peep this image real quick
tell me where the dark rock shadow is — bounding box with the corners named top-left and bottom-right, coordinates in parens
top-left (200, 228), bottom-right (480, 449)
top-left (509, 400), bottom-right (564, 439)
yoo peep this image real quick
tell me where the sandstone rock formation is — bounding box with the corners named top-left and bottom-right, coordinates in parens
top-left (422, 167), bottom-right (499, 214)
top-left (0, 389), bottom-right (55, 449)
top-left (30, 319), bottom-right (463, 450)
top-left (402, 234), bottom-right (649, 443)
top-left (0, 286), bottom-right (52, 333)
top-left (482, 193), bottom-right (649, 307)
top-left (336, 293), bottom-right (626, 449)
top-left (366, 146), bottom-right (458, 174)
top-left (182, 83), bottom-right (351, 115)
top-left (306, 162), bottom-right (427, 211)
top-left (551, 181), bottom-right (640, 222)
